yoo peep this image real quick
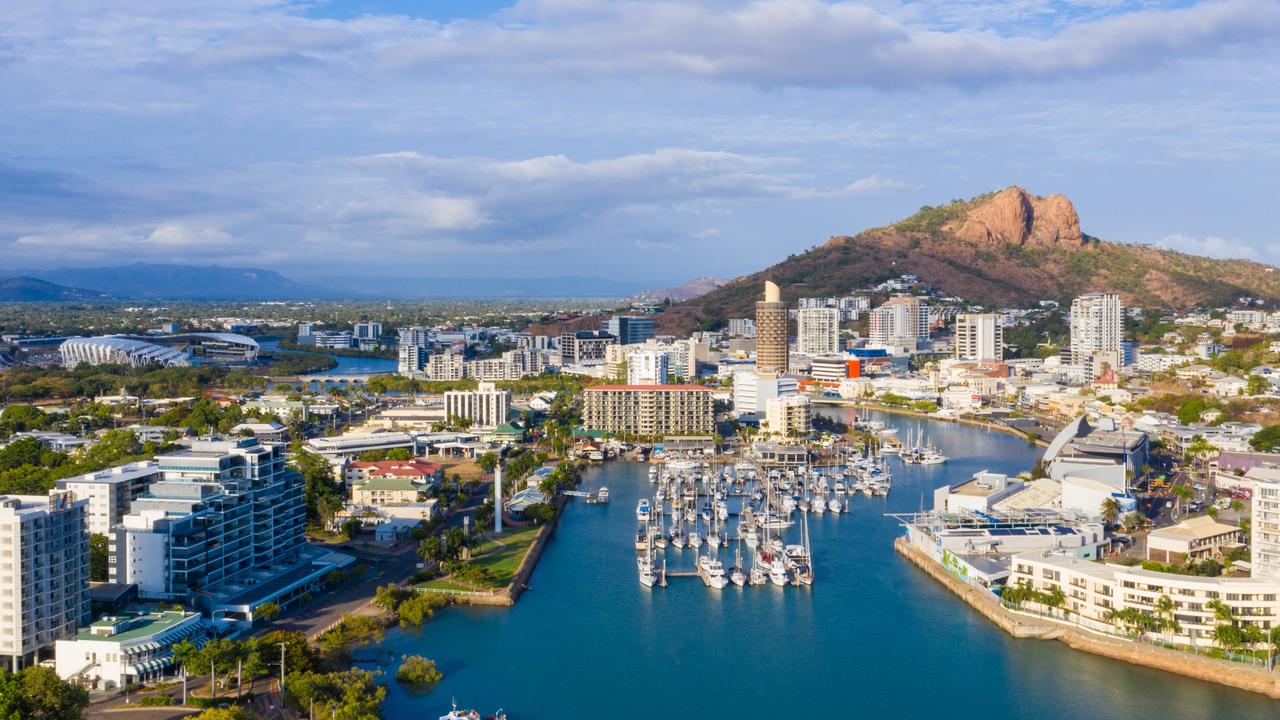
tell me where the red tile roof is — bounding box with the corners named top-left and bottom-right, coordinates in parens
top-left (346, 459), bottom-right (442, 477)
top-left (585, 384), bottom-right (709, 391)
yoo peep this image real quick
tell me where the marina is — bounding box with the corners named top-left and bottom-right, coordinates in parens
top-left (366, 408), bottom-right (1277, 719)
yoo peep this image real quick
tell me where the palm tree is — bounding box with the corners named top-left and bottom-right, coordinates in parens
top-left (1207, 598), bottom-right (1234, 624)
top-left (1155, 594), bottom-right (1178, 641)
top-left (1100, 498), bottom-right (1120, 527)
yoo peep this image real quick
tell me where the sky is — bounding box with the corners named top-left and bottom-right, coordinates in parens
top-left (1, 0), bottom-right (1279, 284)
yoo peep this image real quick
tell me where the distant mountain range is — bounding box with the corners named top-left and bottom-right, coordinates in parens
top-left (19, 263), bottom-right (350, 301)
top-left (4, 263), bottom-right (676, 301)
top-left (661, 186), bottom-right (1280, 332)
top-left (0, 276), bottom-right (116, 301)
top-left (314, 274), bottom-right (660, 299)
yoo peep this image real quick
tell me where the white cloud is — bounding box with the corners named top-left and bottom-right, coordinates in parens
top-left (1156, 233), bottom-right (1258, 260)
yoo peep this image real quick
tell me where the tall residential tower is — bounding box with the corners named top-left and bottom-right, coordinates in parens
top-left (755, 281), bottom-right (788, 374)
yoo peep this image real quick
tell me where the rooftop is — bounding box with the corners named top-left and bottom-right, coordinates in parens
top-left (1149, 515), bottom-right (1243, 542)
top-left (76, 610), bottom-right (200, 644)
top-left (586, 384), bottom-right (709, 392)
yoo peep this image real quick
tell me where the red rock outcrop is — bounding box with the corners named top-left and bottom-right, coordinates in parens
top-left (945, 186), bottom-right (1084, 247)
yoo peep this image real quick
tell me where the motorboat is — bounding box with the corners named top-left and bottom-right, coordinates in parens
top-left (828, 498), bottom-right (842, 513)
top-left (689, 532), bottom-right (704, 549)
top-left (636, 498), bottom-right (650, 522)
top-left (768, 558), bottom-right (790, 587)
top-left (729, 565), bottom-right (747, 587)
top-left (698, 556), bottom-right (729, 589)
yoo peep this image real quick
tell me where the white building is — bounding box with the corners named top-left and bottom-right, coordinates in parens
top-left (397, 344), bottom-right (425, 375)
top-left (55, 461), bottom-right (161, 536)
top-left (627, 348), bottom-right (670, 385)
top-left (727, 318), bottom-right (756, 338)
top-left (954, 313), bottom-right (1003, 361)
top-left (868, 296), bottom-right (928, 347)
top-left (763, 395), bottom-right (811, 437)
top-left (1069, 292), bottom-right (1124, 366)
top-left (353, 322), bottom-right (383, 340)
top-left (426, 353), bottom-right (464, 381)
top-left (0, 491), bottom-right (90, 671)
top-left (398, 326), bottom-right (431, 347)
top-left (444, 382), bottom-right (512, 429)
top-left (55, 610), bottom-right (205, 689)
top-left (796, 308), bottom-right (840, 356)
top-left (732, 371), bottom-right (798, 419)
top-left (1254, 472), bottom-right (1280, 580)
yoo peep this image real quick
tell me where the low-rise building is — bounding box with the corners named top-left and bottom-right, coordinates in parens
top-left (54, 610), bottom-right (205, 689)
top-left (1146, 516), bottom-right (1244, 563)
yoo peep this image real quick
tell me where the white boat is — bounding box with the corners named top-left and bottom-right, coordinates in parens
top-left (768, 558), bottom-right (790, 587)
top-left (698, 556), bottom-right (729, 589)
top-left (596, 486), bottom-right (610, 503)
top-left (707, 531), bottom-right (721, 548)
top-left (648, 466), bottom-right (659, 483)
top-left (716, 501), bottom-right (729, 521)
top-left (827, 498), bottom-right (842, 513)
top-left (834, 481), bottom-right (847, 495)
top-left (638, 554), bottom-right (658, 587)
top-left (743, 530), bottom-right (759, 548)
top-left (636, 498), bottom-right (650, 522)
top-left (729, 565), bottom-right (747, 587)
top-left (689, 532), bottom-right (704, 548)
top-left (670, 527), bottom-right (687, 549)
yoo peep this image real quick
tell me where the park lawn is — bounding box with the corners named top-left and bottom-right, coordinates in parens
top-left (417, 578), bottom-right (476, 593)
top-left (469, 526), bottom-right (542, 586)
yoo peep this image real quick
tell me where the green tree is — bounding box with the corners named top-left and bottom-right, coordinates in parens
top-left (88, 533), bottom-right (109, 583)
top-left (395, 655), bottom-right (443, 686)
top-left (1251, 425), bottom-right (1280, 452)
top-left (255, 601), bottom-right (280, 624)
top-left (476, 452), bottom-right (499, 474)
top-left (0, 666), bottom-right (89, 720)
top-left (1099, 498), bottom-right (1120, 527)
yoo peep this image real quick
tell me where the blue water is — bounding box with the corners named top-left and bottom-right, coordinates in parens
top-left (367, 408), bottom-right (1277, 718)
top-left (259, 339), bottom-right (397, 376)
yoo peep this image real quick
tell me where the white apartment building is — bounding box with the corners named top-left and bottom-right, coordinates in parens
top-left (353, 322), bottom-right (383, 340)
top-left (1254, 474), bottom-right (1280, 580)
top-left (426, 353), bottom-right (464, 381)
top-left (112, 438), bottom-right (306, 604)
top-left (1011, 552), bottom-right (1280, 648)
top-left (0, 491), bottom-right (90, 671)
top-left (627, 348), bottom-right (670, 385)
top-left (797, 308), bottom-right (840, 356)
top-left (398, 326), bottom-right (431, 347)
top-left (764, 395), bottom-right (812, 437)
top-left (732, 371), bottom-right (799, 418)
top-left (1134, 352), bottom-right (1196, 373)
top-left (397, 344), bottom-right (425, 375)
top-left (55, 461), bottom-right (161, 536)
top-left (868, 297), bottom-right (928, 347)
top-left (954, 313), bottom-right (1004, 361)
top-left (1069, 292), bottom-right (1124, 366)
top-left (444, 382), bottom-right (512, 429)
top-left (727, 318), bottom-right (756, 338)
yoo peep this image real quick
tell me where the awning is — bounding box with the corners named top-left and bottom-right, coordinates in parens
top-left (126, 656), bottom-right (173, 675)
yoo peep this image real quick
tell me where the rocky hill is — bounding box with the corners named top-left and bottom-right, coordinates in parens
top-left (661, 187), bottom-right (1280, 331)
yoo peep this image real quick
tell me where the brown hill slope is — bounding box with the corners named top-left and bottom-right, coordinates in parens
top-left (661, 187), bottom-right (1279, 332)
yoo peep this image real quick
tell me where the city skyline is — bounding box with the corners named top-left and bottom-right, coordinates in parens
top-left (3, 0), bottom-right (1280, 281)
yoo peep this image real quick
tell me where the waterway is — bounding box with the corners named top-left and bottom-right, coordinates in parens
top-left (365, 408), bottom-right (1277, 718)
top-left (259, 339), bottom-right (397, 376)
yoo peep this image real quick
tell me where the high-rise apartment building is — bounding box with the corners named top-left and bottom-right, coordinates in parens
top-left (1069, 293), bottom-right (1124, 365)
top-left (111, 438), bottom-right (305, 603)
top-left (868, 296), bottom-right (928, 347)
top-left (954, 313), bottom-right (1004, 362)
top-left (1252, 472), bottom-right (1280, 580)
top-left (582, 385), bottom-right (713, 437)
top-left (764, 395), bottom-right (812, 437)
top-left (397, 344), bottom-right (425, 376)
top-left (797, 307), bottom-right (840, 356)
top-left (603, 315), bottom-right (655, 346)
top-left (560, 331), bottom-right (617, 366)
top-left (353, 322), bottom-right (383, 340)
top-left (397, 326), bottom-right (431, 347)
top-left (626, 349), bottom-right (670, 385)
top-left (727, 318), bottom-right (757, 338)
top-left (755, 281), bottom-right (788, 374)
top-left (444, 382), bottom-right (512, 429)
top-left (55, 461), bottom-right (161, 536)
top-left (426, 353), bottom-right (464, 381)
top-left (0, 491), bottom-right (90, 671)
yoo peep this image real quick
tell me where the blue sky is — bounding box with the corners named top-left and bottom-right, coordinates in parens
top-left (1, 0), bottom-right (1278, 283)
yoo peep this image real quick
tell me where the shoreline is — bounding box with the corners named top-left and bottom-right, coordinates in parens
top-left (894, 536), bottom-right (1280, 700)
top-left (812, 398), bottom-right (1052, 449)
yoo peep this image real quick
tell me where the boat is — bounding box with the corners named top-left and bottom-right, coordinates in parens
top-left (689, 531), bottom-right (704, 549)
top-left (634, 528), bottom-right (649, 551)
top-left (670, 527), bottom-right (687, 549)
top-left (636, 498), bottom-right (650, 522)
top-left (648, 466), bottom-right (659, 483)
top-left (596, 486), bottom-right (610, 503)
top-left (698, 555), bottom-right (729, 589)
top-left (827, 498), bottom-right (842, 513)
top-left (729, 565), bottom-right (747, 586)
top-left (768, 558), bottom-right (790, 586)
top-left (638, 553), bottom-right (658, 587)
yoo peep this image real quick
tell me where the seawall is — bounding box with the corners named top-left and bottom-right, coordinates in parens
top-left (814, 399), bottom-right (1051, 448)
top-left (895, 537), bottom-right (1280, 700)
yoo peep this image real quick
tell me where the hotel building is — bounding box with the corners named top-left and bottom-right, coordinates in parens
top-left (582, 385), bottom-right (714, 437)
top-left (755, 281), bottom-right (789, 374)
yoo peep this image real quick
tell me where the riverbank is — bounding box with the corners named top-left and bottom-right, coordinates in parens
top-left (814, 397), bottom-right (1052, 448)
top-left (895, 537), bottom-right (1280, 700)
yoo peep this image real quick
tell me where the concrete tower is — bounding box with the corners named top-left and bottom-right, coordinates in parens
top-left (755, 280), bottom-right (788, 375)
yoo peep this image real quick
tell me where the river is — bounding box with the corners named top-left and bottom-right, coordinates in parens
top-left (258, 338), bottom-right (397, 376)
top-left (364, 407), bottom-right (1276, 718)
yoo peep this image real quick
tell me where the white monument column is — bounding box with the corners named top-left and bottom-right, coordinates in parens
top-left (494, 463), bottom-right (503, 533)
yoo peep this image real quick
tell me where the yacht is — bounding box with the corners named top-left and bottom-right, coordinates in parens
top-left (596, 486), bottom-right (610, 504)
top-left (689, 531), bottom-right (704, 549)
top-left (729, 564), bottom-right (747, 587)
top-left (698, 556), bottom-right (730, 590)
top-left (768, 558), bottom-right (790, 587)
top-left (670, 527), bottom-right (687, 549)
top-left (636, 498), bottom-right (650, 522)
top-left (634, 528), bottom-right (649, 551)
top-left (648, 466), bottom-right (659, 483)
top-left (749, 565), bottom-right (768, 586)
top-left (638, 553), bottom-right (658, 588)
top-left (827, 498), bottom-right (842, 513)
